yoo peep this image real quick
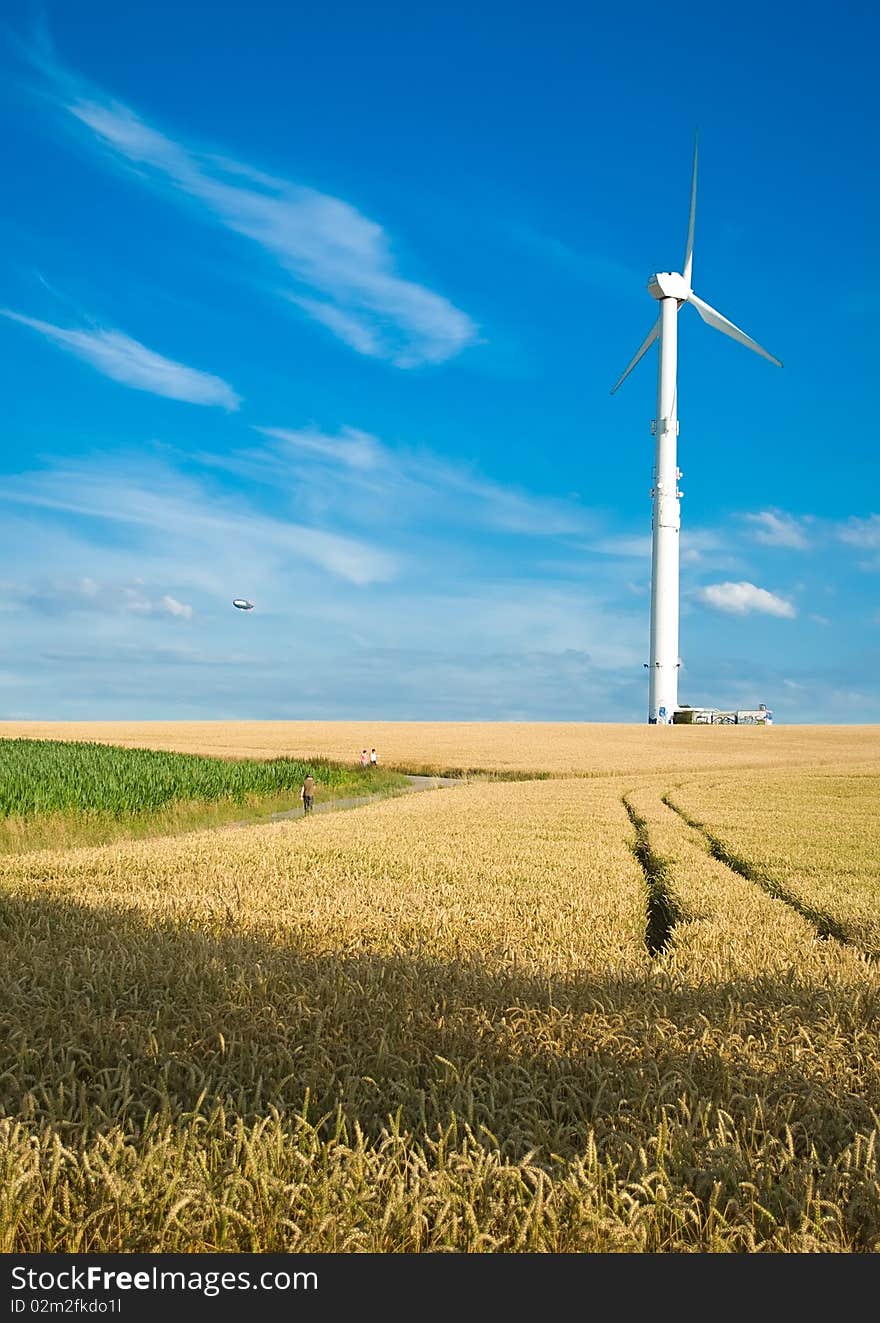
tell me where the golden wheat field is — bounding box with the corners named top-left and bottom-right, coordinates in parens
top-left (1, 722), bottom-right (879, 1252)
top-left (2, 719), bottom-right (878, 774)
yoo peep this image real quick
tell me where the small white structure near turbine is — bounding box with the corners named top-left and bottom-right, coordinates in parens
top-left (611, 137), bottom-right (782, 724)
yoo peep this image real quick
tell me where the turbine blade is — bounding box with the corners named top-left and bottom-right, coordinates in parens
top-left (689, 293), bottom-right (782, 367)
top-left (610, 319), bottom-right (660, 393)
top-left (682, 130), bottom-right (698, 288)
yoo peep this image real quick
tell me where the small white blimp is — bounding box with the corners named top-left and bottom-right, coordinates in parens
top-left (232, 599), bottom-right (254, 611)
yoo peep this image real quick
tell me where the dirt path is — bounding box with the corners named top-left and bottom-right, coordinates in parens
top-left (231, 773), bottom-right (464, 828)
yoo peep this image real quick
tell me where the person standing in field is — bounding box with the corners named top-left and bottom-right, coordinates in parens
top-left (300, 772), bottom-right (316, 814)
top-left (360, 749), bottom-right (368, 767)
top-left (370, 747), bottom-right (378, 766)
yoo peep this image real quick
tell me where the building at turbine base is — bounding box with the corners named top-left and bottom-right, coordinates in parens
top-left (672, 704), bottom-right (774, 725)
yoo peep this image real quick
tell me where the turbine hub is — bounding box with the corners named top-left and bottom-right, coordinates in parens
top-left (648, 271), bottom-right (691, 301)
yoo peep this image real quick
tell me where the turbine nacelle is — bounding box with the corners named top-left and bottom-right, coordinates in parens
top-left (648, 271), bottom-right (692, 302)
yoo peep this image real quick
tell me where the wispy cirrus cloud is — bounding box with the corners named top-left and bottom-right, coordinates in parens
top-left (0, 445), bottom-right (645, 719)
top-left (587, 527), bottom-right (736, 570)
top-left (696, 580), bottom-right (796, 618)
top-left (214, 422), bottom-right (593, 538)
top-left (256, 425), bottom-right (384, 471)
top-left (37, 57), bottom-right (477, 367)
top-left (514, 227), bottom-right (642, 298)
top-left (742, 509), bottom-right (811, 549)
top-left (0, 455), bottom-right (397, 587)
top-left (589, 534), bottom-right (652, 559)
top-left (289, 298), bottom-right (385, 360)
top-left (0, 308), bottom-right (241, 408)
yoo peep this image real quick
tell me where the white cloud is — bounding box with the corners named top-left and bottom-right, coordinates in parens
top-left (161, 594), bottom-right (193, 619)
top-left (54, 84), bottom-right (476, 367)
top-left (0, 576), bottom-right (194, 621)
top-left (697, 581), bottom-right (796, 618)
top-left (742, 510), bottom-right (811, 549)
top-left (123, 586), bottom-right (153, 614)
top-left (838, 514), bottom-right (880, 550)
top-left (680, 529), bottom-right (731, 565)
top-left (0, 309), bottom-right (241, 408)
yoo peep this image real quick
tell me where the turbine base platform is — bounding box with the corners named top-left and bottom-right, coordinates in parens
top-left (671, 705), bottom-right (774, 725)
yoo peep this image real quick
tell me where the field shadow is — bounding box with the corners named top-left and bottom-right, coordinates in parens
top-left (2, 893), bottom-right (878, 1166)
top-left (6, 890), bottom-right (880, 1244)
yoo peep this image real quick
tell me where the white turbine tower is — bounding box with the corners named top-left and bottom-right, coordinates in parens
top-left (611, 135), bottom-right (782, 724)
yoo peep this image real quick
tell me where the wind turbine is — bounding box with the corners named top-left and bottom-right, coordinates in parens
top-left (611, 135), bottom-right (782, 724)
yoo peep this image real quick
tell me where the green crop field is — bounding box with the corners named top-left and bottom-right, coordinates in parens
top-left (0, 739), bottom-right (408, 852)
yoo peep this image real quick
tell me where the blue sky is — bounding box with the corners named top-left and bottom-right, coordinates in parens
top-left (0, 0), bottom-right (877, 722)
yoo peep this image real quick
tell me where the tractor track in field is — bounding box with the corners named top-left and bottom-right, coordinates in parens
top-left (622, 795), bottom-right (682, 956)
top-left (661, 791), bottom-right (868, 955)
